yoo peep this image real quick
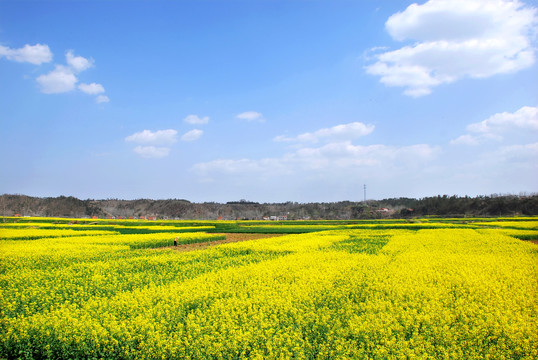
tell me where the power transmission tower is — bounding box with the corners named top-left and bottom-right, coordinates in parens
top-left (363, 184), bottom-right (366, 202)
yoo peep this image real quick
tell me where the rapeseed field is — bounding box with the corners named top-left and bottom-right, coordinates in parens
top-left (0, 218), bottom-right (536, 359)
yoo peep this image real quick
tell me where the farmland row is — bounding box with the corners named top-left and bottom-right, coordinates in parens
top-left (0, 218), bottom-right (537, 359)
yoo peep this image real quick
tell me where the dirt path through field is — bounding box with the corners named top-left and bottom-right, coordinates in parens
top-left (162, 233), bottom-right (286, 252)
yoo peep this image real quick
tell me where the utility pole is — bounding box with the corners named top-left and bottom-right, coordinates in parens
top-left (363, 184), bottom-right (366, 202)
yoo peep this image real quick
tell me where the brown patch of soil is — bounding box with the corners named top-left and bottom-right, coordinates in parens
top-left (160, 233), bottom-right (286, 252)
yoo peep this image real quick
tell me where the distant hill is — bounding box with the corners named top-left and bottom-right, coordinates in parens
top-left (1, 194), bottom-right (537, 220)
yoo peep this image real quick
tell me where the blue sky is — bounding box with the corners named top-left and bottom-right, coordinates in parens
top-left (1, 0), bottom-right (537, 202)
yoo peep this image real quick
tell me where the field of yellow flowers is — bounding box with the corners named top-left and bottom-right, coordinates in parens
top-left (1, 217), bottom-right (537, 359)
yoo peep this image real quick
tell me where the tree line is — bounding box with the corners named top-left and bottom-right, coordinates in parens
top-left (1, 193), bottom-right (537, 220)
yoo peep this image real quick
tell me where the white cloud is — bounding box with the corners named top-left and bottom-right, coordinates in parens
top-left (188, 115), bottom-right (536, 200)
top-left (78, 82), bottom-right (105, 95)
top-left (192, 141), bottom-right (439, 178)
top-left (291, 142), bottom-right (439, 170)
top-left (237, 111), bottom-right (264, 122)
top-left (467, 105), bottom-right (538, 133)
top-left (65, 50), bottom-right (93, 73)
top-left (3, 44), bottom-right (106, 103)
top-left (275, 122), bottom-right (375, 143)
top-left (443, 107), bottom-right (538, 195)
top-left (191, 136), bottom-right (537, 201)
top-left (35, 50), bottom-right (106, 101)
top-left (183, 114), bottom-right (209, 124)
top-left (0, 43), bottom-right (53, 65)
top-left (126, 129), bottom-right (179, 158)
top-left (125, 129), bottom-right (178, 145)
top-left (195, 121), bottom-right (406, 180)
top-left (451, 105), bottom-right (538, 145)
top-left (181, 129), bottom-right (203, 141)
top-left (132, 146), bottom-right (170, 159)
top-left (366, 0), bottom-right (537, 96)
top-left (36, 65), bottom-right (78, 94)
top-left (96, 95), bottom-right (110, 104)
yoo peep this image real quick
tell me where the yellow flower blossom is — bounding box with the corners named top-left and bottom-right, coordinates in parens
top-left (1, 218), bottom-right (536, 359)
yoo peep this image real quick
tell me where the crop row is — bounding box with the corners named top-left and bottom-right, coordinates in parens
top-left (1, 223), bottom-right (537, 359)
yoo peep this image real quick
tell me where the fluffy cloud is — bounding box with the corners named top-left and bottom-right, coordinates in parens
top-left (37, 51), bottom-right (93, 93)
top-left (36, 65), bottom-right (78, 94)
top-left (192, 120), bottom-right (437, 178)
top-left (132, 146), bottom-right (170, 159)
top-left (181, 129), bottom-right (203, 141)
top-left (0, 43), bottom-right (52, 65)
top-left (184, 114), bottom-right (209, 124)
top-left (442, 106), bottom-right (538, 195)
top-left (126, 128), bottom-right (204, 158)
top-left (274, 122), bottom-right (375, 143)
top-left (467, 105), bottom-right (538, 133)
top-left (451, 105), bottom-right (538, 145)
top-left (125, 129), bottom-right (178, 145)
top-left (366, 0), bottom-right (537, 96)
top-left (66, 50), bottom-right (94, 72)
top-left (32, 49), bottom-right (108, 103)
top-left (78, 82), bottom-right (105, 95)
top-left (237, 111), bottom-right (264, 122)
top-left (189, 115), bottom-right (536, 200)
top-left (126, 129), bottom-right (178, 158)
top-left (192, 142), bottom-right (439, 178)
